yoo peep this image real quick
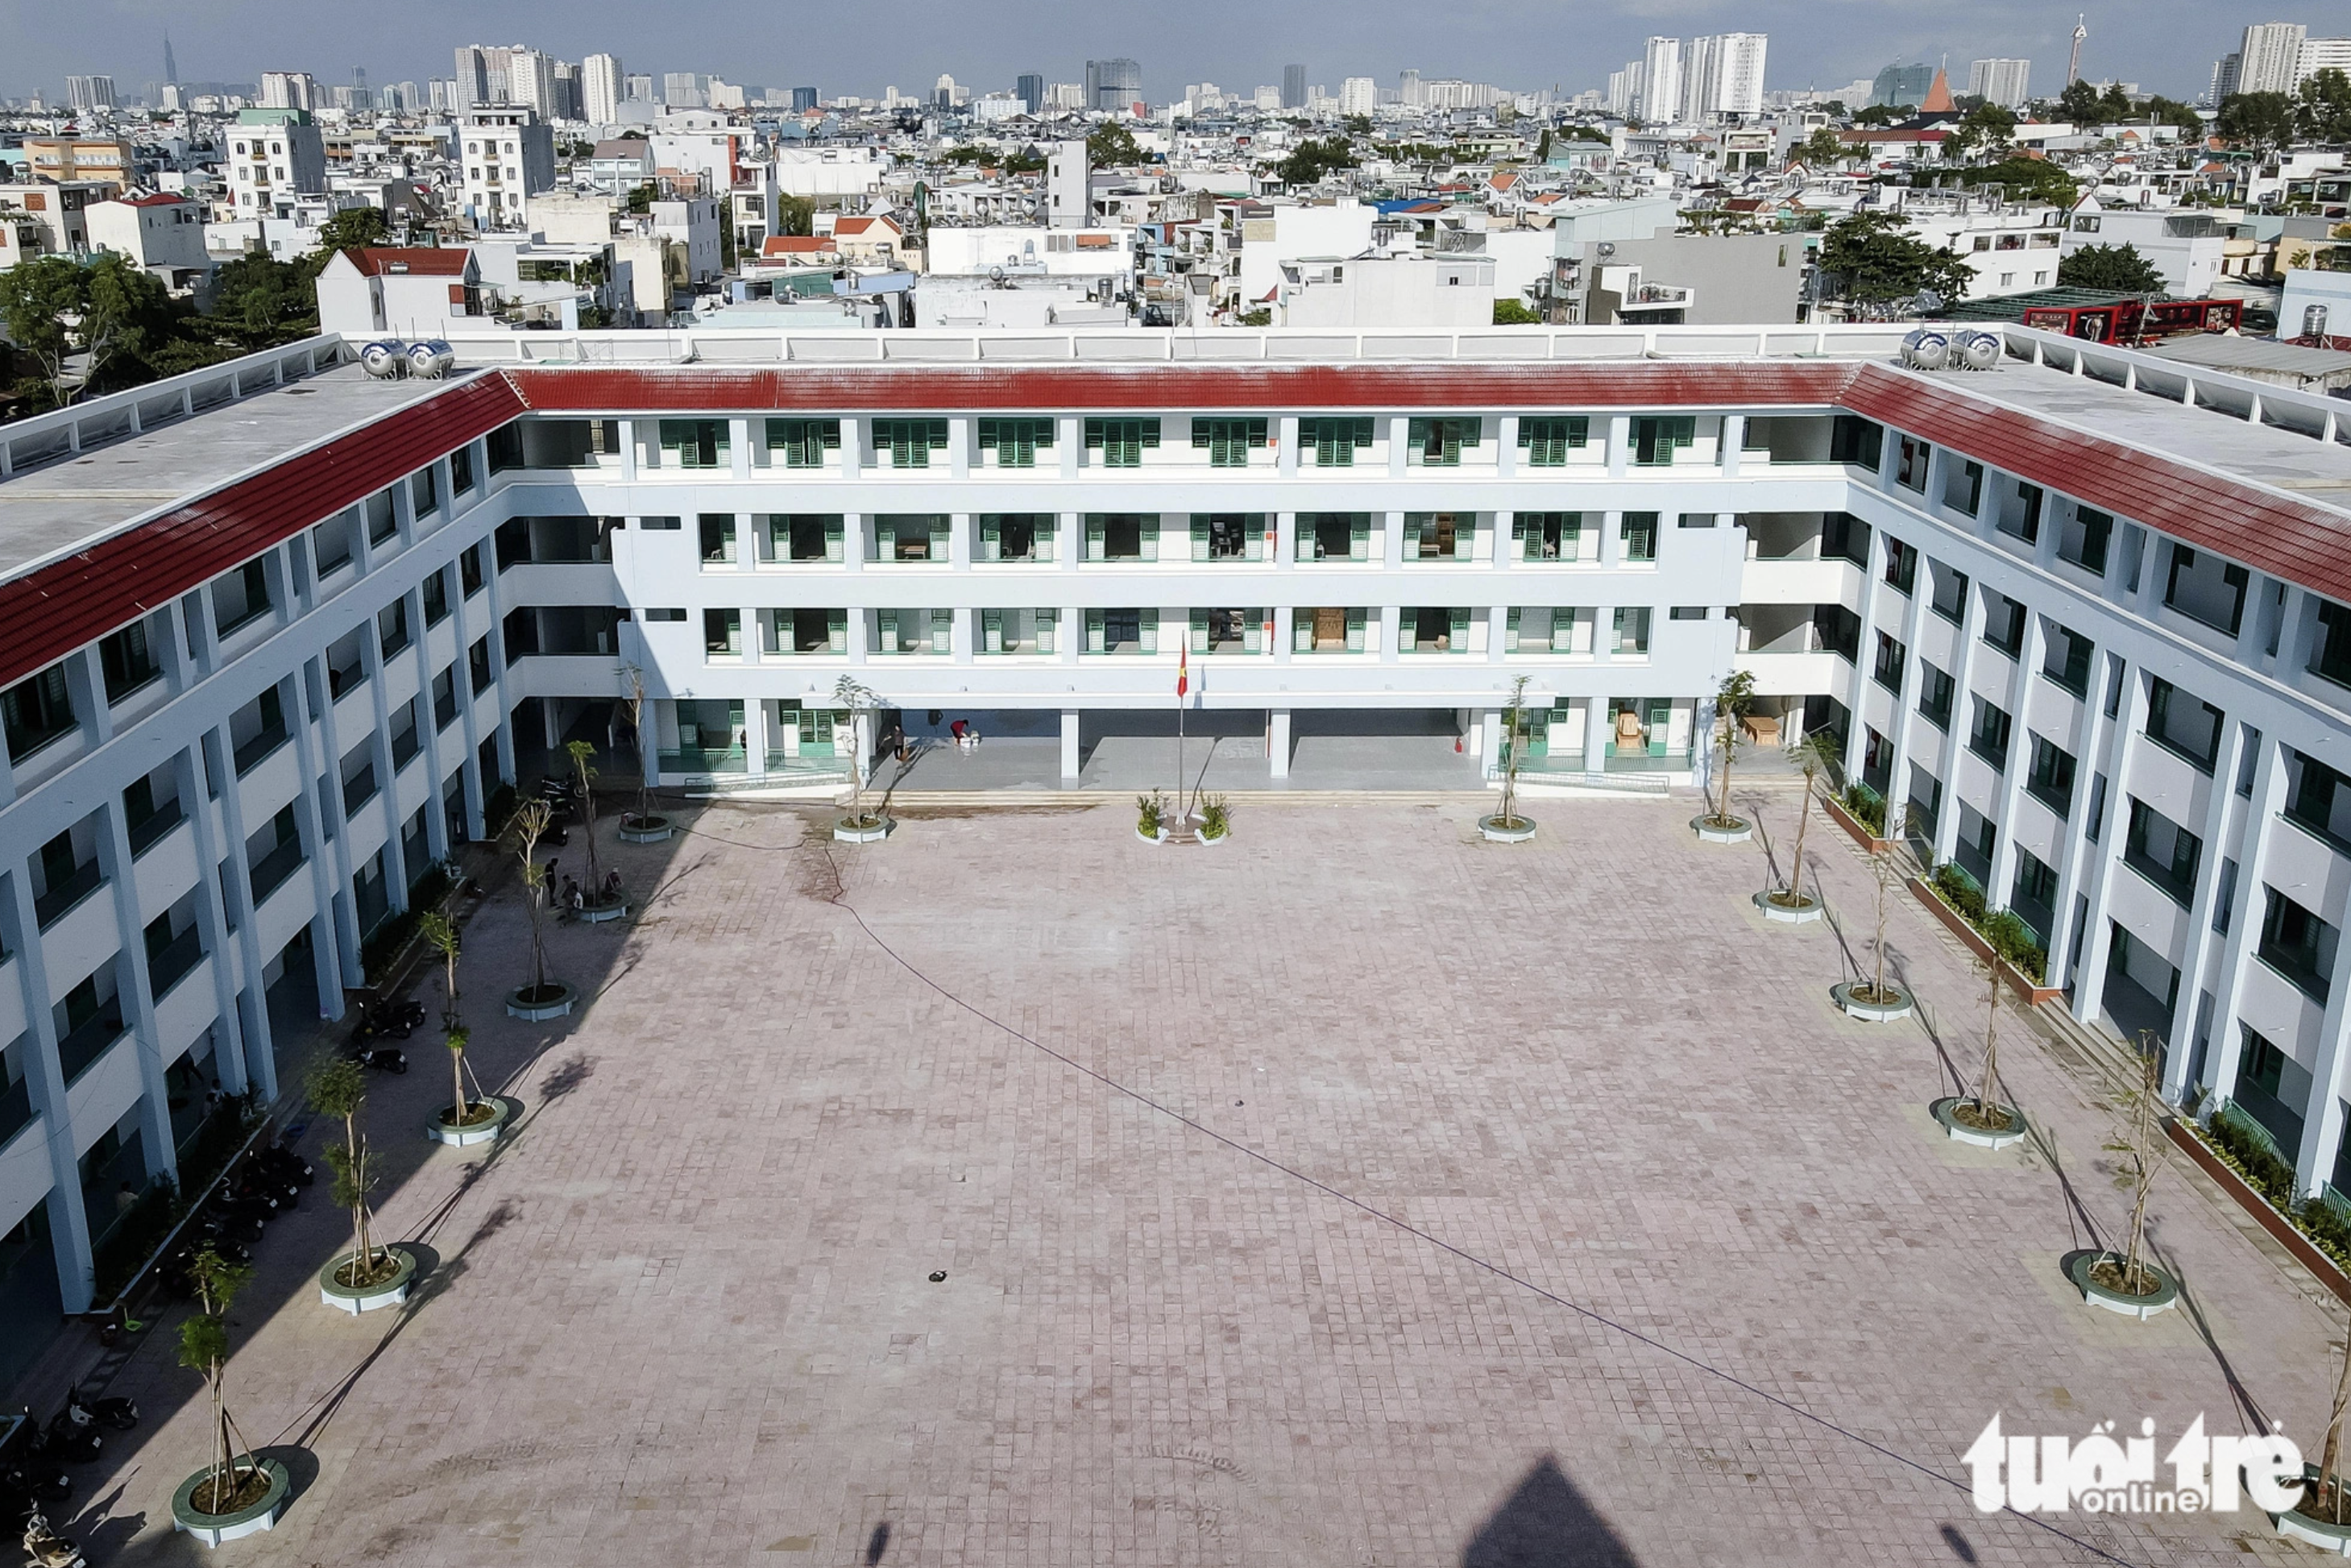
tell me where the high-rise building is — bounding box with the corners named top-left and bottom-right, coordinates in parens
top-left (259, 71), bottom-right (315, 112)
top-left (1635, 38), bottom-right (1681, 122)
top-left (454, 45), bottom-right (554, 109)
top-left (1607, 62), bottom-right (1640, 117)
top-left (162, 35), bottom-right (177, 87)
top-left (1682, 33), bottom-right (1765, 118)
top-left (1399, 68), bottom-right (1422, 106)
top-left (661, 71), bottom-right (704, 108)
top-left (1870, 62), bottom-right (1934, 108)
top-left (624, 74), bottom-right (655, 104)
top-left (2209, 55), bottom-right (2241, 103)
top-left (2299, 37), bottom-right (2351, 88)
top-left (1085, 58), bottom-right (1142, 112)
top-left (64, 76), bottom-right (118, 113)
top-left (1966, 58), bottom-right (2032, 109)
top-left (1016, 74), bottom-right (1043, 114)
top-left (1339, 77), bottom-right (1376, 117)
top-left (2237, 22), bottom-right (2307, 95)
top-left (935, 73), bottom-right (957, 110)
top-left (793, 86), bottom-right (820, 112)
top-left (581, 54), bottom-right (623, 126)
top-left (1282, 64), bottom-right (1307, 110)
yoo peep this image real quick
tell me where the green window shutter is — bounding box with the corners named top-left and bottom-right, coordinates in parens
top-left (1087, 610), bottom-right (1105, 653)
top-left (1403, 516), bottom-right (1422, 556)
top-left (1294, 613), bottom-right (1312, 653)
top-left (977, 418), bottom-right (998, 451)
top-left (1460, 418), bottom-right (1482, 450)
top-left (1192, 423), bottom-right (1213, 450)
top-left (1243, 612), bottom-right (1263, 654)
top-left (1035, 517), bottom-right (1055, 562)
top-left (1086, 516), bottom-right (1105, 560)
top-left (1408, 417), bottom-right (1428, 456)
top-left (1562, 513), bottom-right (1582, 558)
top-left (1191, 516), bottom-right (1209, 562)
top-left (1505, 608), bottom-right (1522, 651)
top-left (981, 516), bottom-right (1001, 561)
top-left (1346, 608), bottom-right (1366, 651)
top-left (1671, 417), bottom-right (1695, 450)
top-left (1245, 516), bottom-right (1264, 562)
top-left (1084, 417), bottom-right (1105, 450)
top-left (1190, 611), bottom-right (1209, 653)
top-left (1296, 521), bottom-right (1314, 562)
top-left (825, 518), bottom-right (844, 561)
top-left (877, 612), bottom-right (898, 653)
top-left (1553, 612), bottom-right (1574, 653)
top-left (1514, 514), bottom-right (1533, 560)
top-left (1138, 615), bottom-right (1158, 655)
top-left (1034, 419), bottom-right (1054, 450)
top-left (1140, 418), bottom-right (1159, 450)
top-left (827, 611), bottom-right (847, 652)
top-left (1350, 518), bottom-right (1369, 560)
top-left (930, 517), bottom-right (950, 558)
top-left (931, 609), bottom-right (952, 653)
top-left (983, 610), bottom-right (1002, 653)
top-left (1248, 417), bottom-right (1268, 447)
top-left (1035, 610), bottom-right (1056, 654)
top-left (1449, 608), bottom-right (1470, 652)
top-left (1453, 518), bottom-right (1474, 560)
top-left (1647, 700), bottom-right (1671, 756)
top-left (1139, 520), bottom-right (1159, 562)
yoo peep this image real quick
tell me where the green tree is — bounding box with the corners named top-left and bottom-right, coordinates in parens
top-left (2058, 241), bottom-right (2166, 293)
top-left (2057, 79), bottom-right (2104, 122)
top-left (1275, 135), bottom-right (1358, 186)
top-left (1491, 298), bottom-right (1541, 326)
top-left (309, 205), bottom-right (391, 268)
top-left (1945, 101), bottom-right (2017, 158)
top-left (307, 1058), bottom-right (388, 1287)
top-left (775, 193), bottom-right (815, 237)
top-left (1852, 103), bottom-right (1904, 127)
top-left (1818, 211), bottom-right (1973, 305)
top-left (206, 251), bottom-right (317, 344)
top-left (2217, 90), bottom-right (2298, 150)
top-left (1086, 122), bottom-right (1143, 168)
top-left (2300, 68), bottom-right (2351, 143)
top-left (2142, 95), bottom-right (2207, 134)
top-left (0, 253), bottom-right (185, 404)
top-left (1795, 127), bottom-right (1849, 168)
top-left (0, 255), bottom-right (83, 400)
top-left (1928, 154), bottom-right (2078, 206)
top-left (1707, 670), bottom-right (1757, 829)
top-left (2098, 83), bottom-right (2134, 122)
top-left (176, 1245), bottom-right (260, 1516)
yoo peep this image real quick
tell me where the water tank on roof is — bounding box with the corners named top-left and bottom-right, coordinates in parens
top-left (406, 339), bottom-right (456, 379)
top-left (1899, 327), bottom-right (1950, 371)
top-left (1952, 329), bottom-right (2002, 371)
top-left (358, 339), bottom-right (407, 378)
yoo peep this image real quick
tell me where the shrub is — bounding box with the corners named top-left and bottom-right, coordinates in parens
top-left (2211, 1101), bottom-right (2297, 1206)
top-left (1136, 790), bottom-right (1166, 836)
top-left (1931, 861), bottom-right (1986, 923)
top-left (1199, 794), bottom-right (1230, 840)
top-left (1840, 782), bottom-right (1885, 835)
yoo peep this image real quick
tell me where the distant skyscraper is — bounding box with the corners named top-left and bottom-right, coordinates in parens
top-left (1339, 77), bottom-right (1375, 117)
top-left (2236, 21), bottom-right (2307, 94)
top-left (624, 74), bottom-right (654, 104)
top-left (1282, 64), bottom-right (1306, 109)
top-left (260, 71), bottom-right (315, 111)
top-left (163, 35), bottom-right (177, 86)
top-left (1085, 58), bottom-right (1142, 111)
top-left (2302, 38), bottom-right (2351, 89)
top-left (582, 53), bottom-right (622, 126)
top-left (64, 75), bottom-right (117, 111)
top-left (1682, 33), bottom-right (1765, 118)
top-left (1016, 73), bottom-right (1043, 114)
top-left (1967, 58), bottom-right (2031, 109)
top-left (1635, 37), bottom-right (1681, 122)
top-left (793, 85), bottom-right (819, 112)
top-left (1870, 62), bottom-right (1934, 108)
top-left (661, 71), bottom-right (703, 107)
top-left (1399, 68), bottom-right (1421, 107)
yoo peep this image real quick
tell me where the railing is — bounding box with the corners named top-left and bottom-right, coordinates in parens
top-left (248, 837), bottom-right (305, 904)
top-left (58, 1005), bottom-right (126, 1085)
top-left (232, 724), bottom-right (290, 775)
top-left (658, 746), bottom-right (749, 774)
top-left (2003, 326), bottom-right (2351, 448)
top-left (147, 927), bottom-right (204, 998)
top-left (0, 1074), bottom-right (31, 1146)
top-left (34, 861), bottom-right (105, 929)
top-left (126, 797), bottom-right (186, 857)
top-left (343, 766), bottom-right (379, 813)
top-left (0, 334), bottom-right (344, 478)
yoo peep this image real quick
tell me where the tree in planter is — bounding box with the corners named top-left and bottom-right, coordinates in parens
top-left (1857, 807), bottom-right (1910, 1005)
top-left (1492, 675), bottom-right (1533, 832)
top-left (510, 799), bottom-right (559, 1005)
top-left (2303, 1315), bottom-right (2351, 1527)
top-left (1706, 670), bottom-right (1758, 829)
top-left (1955, 955), bottom-right (2017, 1132)
top-left (177, 1245), bottom-right (264, 1516)
top-left (2095, 1041), bottom-right (2167, 1297)
top-left (1772, 731), bottom-right (1839, 909)
top-left (417, 912), bottom-right (484, 1130)
top-left (619, 665), bottom-right (661, 829)
top-left (566, 740), bottom-right (609, 902)
top-left (307, 1060), bottom-right (392, 1287)
top-left (833, 674), bottom-right (885, 829)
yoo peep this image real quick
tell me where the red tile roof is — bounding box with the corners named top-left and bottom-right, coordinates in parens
top-left (349, 247), bottom-right (470, 276)
top-left (761, 235), bottom-right (837, 255)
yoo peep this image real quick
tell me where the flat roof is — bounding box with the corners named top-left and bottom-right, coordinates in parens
top-left (0, 367), bottom-right (475, 579)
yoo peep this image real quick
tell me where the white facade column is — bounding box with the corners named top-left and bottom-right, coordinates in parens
top-left (2071, 662), bottom-right (2149, 1026)
top-left (97, 801), bottom-right (176, 1188)
top-left (2, 867), bottom-right (97, 1312)
top-left (1268, 709), bottom-right (1292, 778)
top-left (2166, 722), bottom-right (2255, 1072)
top-left (1842, 524), bottom-right (1888, 784)
top-left (1929, 576), bottom-right (1988, 868)
top-left (1983, 612), bottom-right (2046, 906)
top-left (1060, 709), bottom-right (1081, 781)
top-left (2199, 743), bottom-right (2287, 1105)
top-left (2295, 940), bottom-right (2351, 1195)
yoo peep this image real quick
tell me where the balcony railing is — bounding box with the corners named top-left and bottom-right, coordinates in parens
top-left (147, 927), bottom-right (204, 999)
top-left (34, 861), bottom-right (105, 929)
top-left (657, 747), bottom-right (748, 774)
top-left (127, 797), bottom-right (186, 857)
top-left (248, 837), bottom-right (305, 904)
top-left (233, 724), bottom-right (290, 775)
top-left (0, 1073), bottom-right (31, 1146)
top-left (58, 1002), bottom-right (126, 1085)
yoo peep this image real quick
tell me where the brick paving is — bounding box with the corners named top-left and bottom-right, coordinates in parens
top-left (62, 789), bottom-right (2349, 1566)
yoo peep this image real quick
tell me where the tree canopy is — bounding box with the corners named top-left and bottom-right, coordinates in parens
top-left (1085, 122), bottom-right (1144, 168)
top-left (1491, 298), bottom-right (1541, 326)
top-left (2057, 242), bottom-right (2166, 294)
top-left (2216, 90), bottom-right (2298, 149)
top-left (2300, 68), bottom-right (2351, 143)
top-left (1944, 102), bottom-right (2017, 159)
top-left (1795, 127), bottom-right (1849, 167)
top-left (1818, 211), bottom-right (1974, 305)
top-left (1923, 155), bottom-right (2079, 207)
top-left (1275, 135), bottom-right (1358, 187)
top-left (2056, 80), bottom-right (2136, 124)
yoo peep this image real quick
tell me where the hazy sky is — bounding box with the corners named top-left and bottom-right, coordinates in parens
top-left (0, 0), bottom-right (2310, 103)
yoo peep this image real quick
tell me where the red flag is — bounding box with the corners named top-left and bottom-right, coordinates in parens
top-left (1176, 642), bottom-right (1189, 699)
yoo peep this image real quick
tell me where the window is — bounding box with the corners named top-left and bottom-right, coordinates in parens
top-left (1619, 513), bottom-right (1658, 562)
top-left (636, 515), bottom-right (682, 531)
top-left (699, 513), bottom-right (737, 564)
top-left (461, 543), bottom-right (485, 597)
top-left (1297, 417), bottom-right (1374, 467)
top-left (976, 417), bottom-right (1055, 467)
top-left (1, 665), bottom-right (74, 761)
top-left (1611, 607), bottom-right (1651, 655)
top-left (1811, 604), bottom-right (1861, 662)
top-left (449, 443), bottom-right (475, 496)
top-left (422, 568), bottom-right (450, 628)
top-left (366, 488), bottom-right (398, 546)
top-left (2061, 506), bottom-right (2113, 575)
top-left (873, 417), bottom-right (949, 468)
top-left (2027, 736), bottom-right (2076, 814)
top-left (433, 667), bottom-right (458, 729)
top-left (1192, 417), bottom-right (1267, 467)
top-left (1086, 513), bottom-right (1156, 562)
top-left (1517, 416), bottom-right (1588, 466)
top-left (875, 515), bottom-right (949, 562)
top-left (980, 514), bottom-right (1052, 562)
top-left (1822, 512), bottom-right (1870, 566)
top-left (99, 621), bottom-right (158, 702)
top-left (214, 558), bottom-right (273, 635)
top-left (1918, 664), bottom-right (1955, 728)
top-left (1297, 513), bottom-right (1370, 562)
top-left (1629, 416), bottom-right (1694, 467)
top-left (1930, 561), bottom-right (1968, 623)
top-left (704, 609), bottom-right (742, 657)
top-left (2146, 677), bottom-right (2223, 773)
top-left (1829, 415), bottom-right (1882, 468)
top-left (766, 417), bottom-right (840, 467)
top-left (377, 598), bottom-right (411, 659)
top-left (487, 422), bottom-right (525, 473)
top-left (2287, 749), bottom-right (2351, 852)
top-left (1872, 633), bottom-right (1907, 691)
top-left (1408, 417), bottom-right (1483, 466)
top-left (642, 608), bottom-right (688, 623)
top-left (658, 419), bottom-right (728, 468)
top-left (1894, 434), bottom-right (1929, 492)
top-left (1084, 417), bottom-right (1160, 467)
top-left (1968, 697), bottom-right (2013, 766)
top-left (1994, 480), bottom-right (2040, 541)
top-left (2163, 545), bottom-right (2250, 637)
top-left (468, 636), bottom-right (493, 695)
top-left (2260, 890), bottom-right (2337, 1002)
top-left (770, 514), bottom-right (846, 562)
top-left (1088, 608), bottom-right (1159, 655)
top-left (1981, 592), bottom-right (2026, 657)
top-left (1883, 538), bottom-right (1917, 595)
top-left (1192, 513), bottom-right (1263, 562)
top-left (1669, 606), bottom-right (1709, 620)
top-left (2314, 599), bottom-right (2351, 687)
top-left (1514, 512), bottom-right (1582, 561)
top-left (2042, 624), bottom-right (2093, 696)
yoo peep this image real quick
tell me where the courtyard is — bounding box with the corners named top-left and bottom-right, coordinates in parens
top-left (41, 788), bottom-right (2351, 1566)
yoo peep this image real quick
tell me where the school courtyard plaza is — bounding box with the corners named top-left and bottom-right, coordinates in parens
top-left (40, 787), bottom-right (2351, 1568)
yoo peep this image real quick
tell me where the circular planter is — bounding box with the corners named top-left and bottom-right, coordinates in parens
top-left (835, 815), bottom-right (893, 844)
top-left (1479, 815), bottom-right (1538, 844)
top-left (1931, 1095), bottom-right (2029, 1150)
top-left (1832, 980), bottom-right (1915, 1023)
top-left (1137, 825), bottom-right (1169, 844)
top-left (505, 981), bottom-right (576, 1022)
top-left (2275, 1468), bottom-right (2351, 1553)
top-left (2066, 1250), bottom-right (2179, 1321)
top-left (1690, 815), bottom-right (1754, 844)
top-left (575, 896), bottom-right (628, 925)
top-left (317, 1244), bottom-right (417, 1314)
top-left (428, 1096), bottom-right (513, 1147)
top-left (1197, 828), bottom-right (1229, 848)
top-left (1752, 890), bottom-right (1824, 924)
top-left (618, 815), bottom-right (674, 844)
top-left (171, 1456), bottom-right (290, 1545)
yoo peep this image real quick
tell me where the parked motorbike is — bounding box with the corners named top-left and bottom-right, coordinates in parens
top-left (194, 1205), bottom-right (264, 1247)
top-left (253, 1144), bottom-right (314, 1188)
top-left (351, 999), bottom-right (421, 1043)
top-left (0, 1461), bottom-right (72, 1505)
top-left (343, 1044), bottom-right (408, 1075)
top-left (28, 1417), bottom-right (97, 1467)
top-left (19, 1508), bottom-right (86, 1568)
top-left (60, 1389), bottom-right (134, 1435)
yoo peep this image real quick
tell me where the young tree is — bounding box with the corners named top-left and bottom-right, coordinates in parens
top-left (2058, 242), bottom-right (2166, 293)
top-left (1496, 675), bottom-right (1532, 829)
top-left (2100, 1042), bottom-right (2165, 1296)
top-left (307, 1060), bottom-right (386, 1285)
top-left (1795, 127), bottom-right (1849, 168)
top-left (2310, 1313), bottom-right (2351, 1524)
top-left (1708, 670), bottom-right (1758, 828)
top-left (619, 666), bottom-right (659, 826)
top-left (1777, 731), bottom-right (1838, 908)
top-left (832, 674), bottom-right (882, 828)
top-left (1862, 806), bottom-right (1909, 1004)
top-left (566, 740), bottom-right (603, 898)
top-left (511, 799), bottom-right (555, 1001)
top-left (176, 1245), bottom-right (259, 1515)
top-left (1969, 955), bottom-right (2009, 1127)
top-left (418, 911), bottom-right (471, 1128)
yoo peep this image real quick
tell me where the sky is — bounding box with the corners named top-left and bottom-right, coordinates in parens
top-left (0, 0), bottom-right (2316, 104)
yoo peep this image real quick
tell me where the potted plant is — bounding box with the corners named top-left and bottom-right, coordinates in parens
top-left (309, 1060), bottom-right (415, 1313)
top-left (504, 799), bottom-right (574, 1020)
top-left (832, 674), bottom-right (892, 843)
top-left (1932, 956), bottom-right (2029, 1149)
top-left (2067, 1045), bottom-right (2179, 1318)
top-left (170, 1246), bottom-right (289, 1544)
top-left (2277, 1315), bottom-right (2351, 1549)
top-left (1835, 808), bottom-right (1916, 1020)
top-left (1480, 675), bottom-right (1540, 843)
top-left (1197, 793), bottom-right (1231, 846)
top-left (616, 665), bottom-right (673, 842)
top-left (1756, 732), bottom-right (1834, 923)
top-left (567, 740), bottom-right (627, 922)
top-left (1693, 670), bottom-right (1757, 843)
top-left (420, 914), bottom-right (508, 1145)
top-left (1136, 790), bottom-right (1168, 843)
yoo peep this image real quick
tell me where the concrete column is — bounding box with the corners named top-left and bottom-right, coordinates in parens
top-left (743, 699), bottom-right (769, 780)
top-left (2198, 743), bottom-right (2287, 1106)
top-left (1586, 699), bottom-right (1612, 767)
top-left (1929, 576), bottom-right (1988, 869)
top-left (2, 867), bottom-right (97, 1312)
top-left (2071, 663), bottom-right (2150, 1027)
top-left (2044, 654), bottom-right (2122, 988)
top-left (1060, 709), bottom-right (1081, 782)
top-left (1268, 709), bottom-right (1291, 778)
top-left (177, 743), bottom-right (248, 1100)
top-left (2294, 932), bottom-right (2351, 1195)
top-left (1880, 566), bottom-right (1931, 837)
top-left (1842, 523), bottom-right (1887, 785)
top-left (1719, 414), bottom-right (1745, 479)
top-left (1982, 612), bottom-right (2046, 906)
top-left (97, 803), bottom-right (176, 1188)
top-left (2166, 722), bottom-right (2255, 1070)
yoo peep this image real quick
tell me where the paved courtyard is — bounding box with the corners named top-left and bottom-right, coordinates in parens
top-left (52, 790), bottom-right (2351, 1566)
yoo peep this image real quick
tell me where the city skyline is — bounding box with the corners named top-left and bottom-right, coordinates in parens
top-left (2, 0), bottom-right (2328, 106)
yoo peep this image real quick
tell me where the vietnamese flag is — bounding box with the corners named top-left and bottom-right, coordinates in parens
top-left (1176, 642), bottom-right (1189, 699)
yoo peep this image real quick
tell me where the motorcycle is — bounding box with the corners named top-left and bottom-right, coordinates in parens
top-left (343, 1044), bottom-right (408, 1075)
top-left (29, 1417), bottom-right (97, 1467)
top-left (19, 1509), bottom-right (85, 1568)
top-left (62, 1389), bottom-right (134, 1434)
top-left (253, 1144), bottom-right (314, 1188)
top-left (0, 1461), bottom-right (72, 1505)
top-left (351, 999), bottom-right (421, 1043)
